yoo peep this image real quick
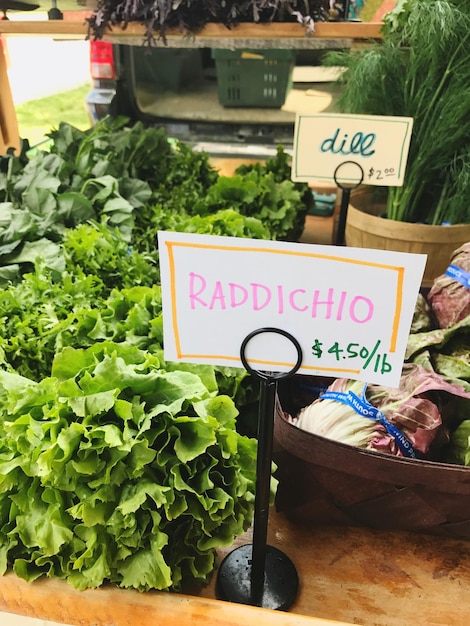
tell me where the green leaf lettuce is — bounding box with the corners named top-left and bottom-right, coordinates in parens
top-left (0, 342), bottom-right (257, 591)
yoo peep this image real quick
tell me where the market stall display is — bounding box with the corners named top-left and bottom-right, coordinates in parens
top-left (2, 6), bottom-right (470, 626)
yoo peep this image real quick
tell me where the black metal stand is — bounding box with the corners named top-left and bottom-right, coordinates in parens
top-left (334, 160), bottom-right (364, 246)
top-left (216, 327), bottom-right (302, 610)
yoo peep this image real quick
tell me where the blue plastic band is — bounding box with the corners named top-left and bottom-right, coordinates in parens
top-left (445, 264), bottom-right (470, 289)
top-left (320, 386), bottom-right (418, 459)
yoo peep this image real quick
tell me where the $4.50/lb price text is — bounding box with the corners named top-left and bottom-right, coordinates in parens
top-left (311, 339), bottom-right (392, 374)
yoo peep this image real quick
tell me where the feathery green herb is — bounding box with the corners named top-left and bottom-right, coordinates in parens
top-left (326, 0), bottom-right (470, 224)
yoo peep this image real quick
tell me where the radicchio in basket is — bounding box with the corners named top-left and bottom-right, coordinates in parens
top-left (427, 242), bottom-right (470, 328)
top-left (290, 363), bottom-right (470, 460)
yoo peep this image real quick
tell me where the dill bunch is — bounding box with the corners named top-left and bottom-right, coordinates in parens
top-left (326, 0), bottom-right (470, 224)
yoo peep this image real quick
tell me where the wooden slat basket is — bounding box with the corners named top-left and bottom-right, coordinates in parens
top-left (273, 376), bottom-right (470, 540)
top-left (345, 187), bottom-right (470, 288)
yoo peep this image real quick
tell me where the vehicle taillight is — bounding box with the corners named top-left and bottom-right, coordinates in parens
top-left (90, 41), bottom-right (115, 80)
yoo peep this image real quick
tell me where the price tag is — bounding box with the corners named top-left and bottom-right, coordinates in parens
top-left (292, 113), bottom-right (413, 187)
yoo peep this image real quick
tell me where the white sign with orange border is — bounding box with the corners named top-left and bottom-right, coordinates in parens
top-left (158, 232), bottom-right (426, 387)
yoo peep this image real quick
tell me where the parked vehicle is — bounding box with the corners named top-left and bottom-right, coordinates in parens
top-left (85, 40), bottom-right (344, 159)
top-left (2, 0), bottom-right (346, 160)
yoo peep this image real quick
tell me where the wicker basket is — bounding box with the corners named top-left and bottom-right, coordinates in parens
top-left (274, 376), bottom-right (470, 540)
top-left (345, 187), bottom-right (470, 288)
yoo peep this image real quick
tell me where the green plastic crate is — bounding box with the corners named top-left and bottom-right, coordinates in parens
top-left (211, 49), bottom-right (296, 108)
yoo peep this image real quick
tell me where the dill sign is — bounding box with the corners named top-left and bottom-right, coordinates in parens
top-left (292, 113), bottom-right (413, 187)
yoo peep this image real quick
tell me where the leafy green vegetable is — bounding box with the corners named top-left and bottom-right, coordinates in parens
top-left (200, 170), bottom-right (305, 241)
top-left (0, 131), bottom-right (154, 282)
top-left (0, 118), bottom-right (307, 285)
top-left (0, 266), bottom-right (160, 382)
top-left (0, 342), bottom-right (257, 591)
top-left (406, 315), bottom-right (470, 366)
top-left (0, 217), bottom-right (163, 381)
top-left (0, 265), bottom-right (257, 433)
top-left (0, 116), bottom-right (308, 591)
top-left (62, 222), bottom-right (160, 292)
top-left (139, 206), bottom-right (270, 243)
top-left (48, 118), bottom-right (218, 205)
top-left (0, 265), bottom-right (101, 380)
top-left (443, 419), bottom-right (470, 465)
top-left (48, 118), bottom-right (307, 244)
top-left (235, 144), bottom-right (313, 240)
top-left (0, 236), bottom-right (64, 286)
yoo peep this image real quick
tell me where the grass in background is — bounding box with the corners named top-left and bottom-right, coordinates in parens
top-left (15, 83), bottom-right (92, 147)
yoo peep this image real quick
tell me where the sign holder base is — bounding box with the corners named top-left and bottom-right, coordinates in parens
top-left (215, 327), bottom-right (303, 610)
top-left (216, 543), bottom-right (299, 611)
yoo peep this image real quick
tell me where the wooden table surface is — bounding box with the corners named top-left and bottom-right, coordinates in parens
top-left (1, 508), bottom-right (470, 626)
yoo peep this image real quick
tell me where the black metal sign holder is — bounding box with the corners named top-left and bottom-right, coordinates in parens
top-left (334, 160), bottom-right (364, 246)
top-left (216, 160), bottom-right (364, 608)
top-left (216, 327), bottom-right (303, 610)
